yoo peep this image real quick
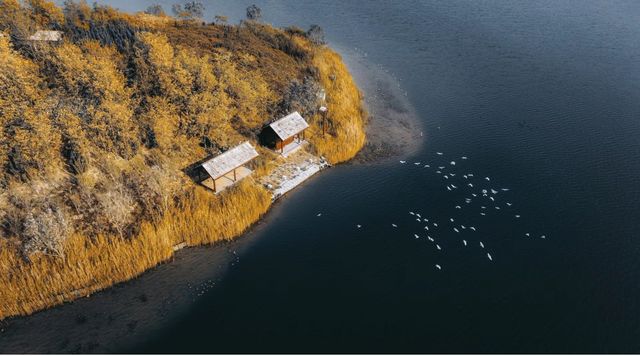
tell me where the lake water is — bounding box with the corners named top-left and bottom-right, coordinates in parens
top-left (66, 0), bottom-right (640, 352)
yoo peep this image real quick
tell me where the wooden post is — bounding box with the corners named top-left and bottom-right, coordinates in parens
top-left (213, 178), bottom-right (216, 192)
top-left (233, 168), bottom-right (237, 181)
top-left (321, 110), bottom-right (327, 137)
top-left (281, 139), bottom-right (284, 153)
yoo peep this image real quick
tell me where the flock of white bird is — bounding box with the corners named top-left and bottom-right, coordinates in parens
top-left (397, 151), bottom-right (548, 270)
top-left (317, 150), bottom-right (548, 271)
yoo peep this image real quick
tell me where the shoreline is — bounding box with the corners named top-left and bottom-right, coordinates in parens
top-left (337, 46), bottom-right (425, 164)
top-left (0, 45), bottom-right (423, 354)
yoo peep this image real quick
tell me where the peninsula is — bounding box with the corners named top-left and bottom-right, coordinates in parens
top-left (0, 1), bottom-right (366, 321)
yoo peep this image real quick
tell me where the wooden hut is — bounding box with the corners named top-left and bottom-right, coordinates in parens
top-left (259, 112), bottom-right (309, 155)
top-left (28, 30), bottom-right (63, 42)
top-left (199, 142), bottom-right (259, 193)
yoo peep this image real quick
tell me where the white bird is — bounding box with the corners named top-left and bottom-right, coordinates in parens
top-left (436, 170), bottom-right (442, 174)
top-left (525, 233), bottom-right (530, 237)
top-left (435, 264), bottom-right (442, 270)
top-left (480, 212), bottom-right (486, 216)
top-left (450, 218), bottom-right (454, 222)
top-left (414, 234), bottom-right (420, 239)
top-left (436, 244), bottom-right (441, 250)
top-left (444, 175), bottom-right (449, 180)
top-left (482, 189), bottom-right (488, 194)
top-left (438, 166), bottom-right (445, 169)
top-left (472, 193), bottom-right (477, 197)
top-left (470, 226), bottom-right (476, 231)
top-left (451, 184), bottom-right (457, 189)
top-left (463, 175), bottom-right (468, 179)
top-left (424, 226), bottom-right (429, 230)
top-left (491, 189), bottom-right (498, 194)
top-left (433, 223), bottom-right (438, 227)
top-left (461, 225), bottom-right (466, 229)
top-left (461, 156), bottom-right (468, 160)
top-left (506, 202), bottom-right (512, 206)
top-left (400, 161), bottom-right (406, 164)
top-left (447, 186), bottom-right (452, 191)
top-left (392, 224), bottom-right (397, 228)
top-left (489, 197), bottom-right (495, 202)
top-left (450, 173), bottom-right (456, 177)
top-left (437, 152), bottom-right (443, 155)
top-left (416, 213), bottom-right (422, 218)
top-left (357, 224), bottom-right (362, 228)
top-left (409, 211), bottom-right (415, 215)
top-left (416, 218), bottom-right (421, 222)
top-left (468, 183), bottom-right (474, 187)
top-left (317, 213), bottom-right (322, 217)
top-left (414, 162), bottom-right (421, 165)
top-left (515, 214), bottom-right (521, 218)
top-left (455, 205), bottom-right (461, 209)
top-left (463, 240), bottom-right (467, 246)
top-left (428, 236), bottom-right (434, 242)
top-left (540, 235), bottom-right (546, 239)
top-left (424, 164), bottom-right (430, 168)
top-left (481, 206), bottom-right (486, 209)
top-left (495, 206), bottom-right (500, 210)
top-left (501, 188), bottom-right (509, 191)
top-left (453, 227), bottom-right (460, 233)
top-left (450, 161), bottom-right (456, 166)
top-left (480, 241), bottom-right (485, 248)
top-left (468, 174), bottom-right (474, 177)
top-left (487, 253), bottom-right (493, 261)
top-left (485, 177), bottom-right (491, 181)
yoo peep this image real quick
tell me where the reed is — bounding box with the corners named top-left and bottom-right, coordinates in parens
top-left (0, 2), bottom-right (366, 321)
top-left (0, 180), bottom-right (271, 320)
top-left (308, 47), bottom-right (367, 164)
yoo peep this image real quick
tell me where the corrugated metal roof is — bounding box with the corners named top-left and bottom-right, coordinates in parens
top-left (29, 30), bottom-right (63, 42)
top-left (201, 142), bottom-right (259, 180)
top-left (269, 111), bottom-right (309, 141)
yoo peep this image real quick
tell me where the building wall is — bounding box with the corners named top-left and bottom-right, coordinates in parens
top-left (275, 136), bottom-right (295, 150)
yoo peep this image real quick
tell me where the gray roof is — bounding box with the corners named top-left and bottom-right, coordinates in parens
top-left (29, 30), bottom-right (63, 42)
top-left (269, 111), bottom-right (309, 141)
top-left (201, 142), bottom-right (259, 180)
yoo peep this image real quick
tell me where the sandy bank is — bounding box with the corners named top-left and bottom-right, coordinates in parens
top-left (337, 46), bottom-right (424, 164)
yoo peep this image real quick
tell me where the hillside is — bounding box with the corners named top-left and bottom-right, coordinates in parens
top-left (0, 0), bottom-right (366, 320)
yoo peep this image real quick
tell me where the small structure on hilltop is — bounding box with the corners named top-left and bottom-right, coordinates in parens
top-left (198, 141), bottom-right (259, 193)
top-left (259, 111), bottom-right (309, 157)
top-left (28, 30), bottom-right (63, 42)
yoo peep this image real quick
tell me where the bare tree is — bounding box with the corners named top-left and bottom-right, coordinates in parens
top-left (144, 4), bottom-right (166, 16)
top-left (23, 207), bottom-right (71, 258)
top-left (246, 4), bottom-right (262, 21)
top-left (172, 1), bottom-right (204, 20)
top-left (307, 24), bottom-right (326, 45)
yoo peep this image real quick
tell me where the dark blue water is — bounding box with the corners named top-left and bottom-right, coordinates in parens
top-left (111, 0), bottom-right (640, 352)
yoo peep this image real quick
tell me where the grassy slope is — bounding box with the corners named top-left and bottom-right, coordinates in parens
top-left (0, 8), bottom-right (366, 320)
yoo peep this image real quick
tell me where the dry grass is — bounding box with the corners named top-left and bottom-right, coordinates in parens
top-left (0, 180), bottom-right (271, 320)
top-left (307, 47), bottom-right (367, 164)
top-left (0, 2), bottom-right (366, 321)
